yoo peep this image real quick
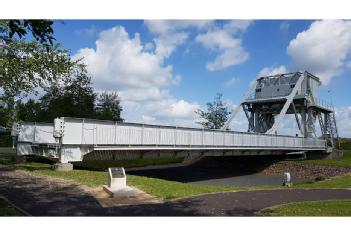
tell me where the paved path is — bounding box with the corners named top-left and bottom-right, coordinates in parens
top-left (1, 166), bottom-right (350, 216)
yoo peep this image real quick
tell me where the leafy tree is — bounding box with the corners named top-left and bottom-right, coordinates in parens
top-left (195, 93), bottom-right (230, 129)
top-left (0, 19), bottom-right (75, 127)
top-left (96, 92), bottom-right (123, 121)
top-left (0, 40), bottom-right (74, 100)
top-left (39, 65), bottom-right (97, 121)
top-left (16, 99), bottom-right (42, 122)
top-left (0, 19), bottom-right (55, 45)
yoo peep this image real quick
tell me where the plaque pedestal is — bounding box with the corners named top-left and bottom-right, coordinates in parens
top-left (103, 167), bottom-right (138, 197)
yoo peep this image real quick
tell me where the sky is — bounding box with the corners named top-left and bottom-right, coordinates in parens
top-left (50, 20), bottom-right (351, 137)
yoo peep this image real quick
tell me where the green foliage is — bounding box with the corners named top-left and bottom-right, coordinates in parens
top-left (0, 20), bottom-right (75, 128)
top-left (196, 93), bottom-right (230, 129)
top-left (259, 200), bottom-right (351, 216)
top-left (12, 65), bottom-right (124, 123)
top-left (38, 65), bottom-right (97, 121)
top-left (340, 138), bottom-right (351, 150)
top-left (95, 92), bottom-right (123, 121)
top-left (0, 40), bottom-right (74, 99)
top-left (0, 133), bottom-right (12, 147)
top-left (16, 99), bottom-right (42, 122)
top-left (0, 20), bottom-right (55, 46)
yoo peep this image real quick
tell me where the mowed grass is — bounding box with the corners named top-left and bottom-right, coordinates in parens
top-left (1, 142), bottom-right (351, 200)
top-left (0, 198), bottom-right (25, 216)
top-left (0, 152), bottom-right (261, 200)
top-left (259, 200), bottom-right (351, 216)
top-left (301, 140), bottom-right (351, 167)
top-left (294, 174), bottom-right (351, 189)
top-left (302, 150), bottom-right (351, 167)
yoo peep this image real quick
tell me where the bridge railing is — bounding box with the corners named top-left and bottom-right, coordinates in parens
top-left (59, 117), bottom-right (326, 149)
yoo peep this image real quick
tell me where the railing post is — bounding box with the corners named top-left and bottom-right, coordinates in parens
top-left (202, 128), bottom-right (204, 146)
top-left (114, 121), bottom-right (117, 144)
top-left (81, 119), bottom-right (85, 145)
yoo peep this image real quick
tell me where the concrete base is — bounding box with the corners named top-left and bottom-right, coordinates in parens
top-left (52, 163), bottom-right (73, 171)
top-left (103, 185), bottom-right (139, 198)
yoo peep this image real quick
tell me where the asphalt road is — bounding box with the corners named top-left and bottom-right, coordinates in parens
top-left (1, 166), bottom-right (351, 216)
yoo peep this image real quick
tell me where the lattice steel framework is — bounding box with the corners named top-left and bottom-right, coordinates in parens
top-left (223, 71), bottom-right (340, 148)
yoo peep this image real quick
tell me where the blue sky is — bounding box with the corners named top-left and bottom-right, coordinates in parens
top-left (50, 20), bottom-right (351, 136)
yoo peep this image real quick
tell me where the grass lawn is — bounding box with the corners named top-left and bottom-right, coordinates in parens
top-left (1, 144), bottom-right (350, 200)
top-left (300, 140), bottom-right (351, 167)
top-left (0, 198), bottom-right (25, 216)
top-left (294, 174), bottom-right (351, 189)
top-left (1, 152), bottom-right (272, 200)
top-left (16, 162), bottom-right (274, 200)
top-left (302, 150), bottom-right (351, 167)
top-left (258, 200), bottom-right (351, 216)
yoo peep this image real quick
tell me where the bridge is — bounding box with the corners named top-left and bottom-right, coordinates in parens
top-left (11, 71), bottom-right (338, 164)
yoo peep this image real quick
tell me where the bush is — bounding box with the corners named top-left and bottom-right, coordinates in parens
top-left (0, 132), bottom-right (12, 147)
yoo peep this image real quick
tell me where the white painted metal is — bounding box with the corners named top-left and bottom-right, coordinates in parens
top-left (17, 122), bottom-right (55, 144)
top-left (46, 117), bottom-right (325, 162)
top-left (13, 117), bottom-right (326, 163)
top-left (222, 79), bottom-right (257, 130)
top-left (13, 122), bottom-right (56, 156)
top-left (58, 117), bottom-right (325, 148)
top-left (266, 72), bottom-right (305, 134)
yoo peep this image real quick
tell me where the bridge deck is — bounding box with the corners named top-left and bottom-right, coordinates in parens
top-left (13, 117), bottom-right (326, 163)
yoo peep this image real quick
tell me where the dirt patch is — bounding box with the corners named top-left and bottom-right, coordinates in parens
top-left (261, 161), bottom-right (351, 179)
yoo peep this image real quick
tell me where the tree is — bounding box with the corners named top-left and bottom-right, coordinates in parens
top-left (96, 92), bottom-right (123, 121)
top-left (16, 99), bottom-right (42, 122)
top-left (0, 20), bottom-right (55, 45)
top-left (0, 20), bottom-right (75, 127)
top-left (195, 93), bottom-right (230, 129)
top-left (39, 65), bottom-right (97, 122)
top-left (0, 40), bottom-right (75, 100)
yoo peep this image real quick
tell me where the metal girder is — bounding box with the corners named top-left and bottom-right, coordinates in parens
top-left (266, 72), bottom-right (305, 134)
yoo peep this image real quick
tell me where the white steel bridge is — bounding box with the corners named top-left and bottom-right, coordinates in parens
top-left (12, 117), bottom-right (326, 163)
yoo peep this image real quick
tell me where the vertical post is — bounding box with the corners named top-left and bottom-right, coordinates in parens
top-left (174, 126), bottom-right (177, 147)
top-left (129, 125), bottom-right (132, 147)
top-left (141, 124), bottom-right (144, 145)
top-left (202, 128), bottom-right (204, 146)
top-left (114, 121), bottom-right (117, 144)
top-left (81, 119), bottom-right (85, 145)
top-left (34, 122), bottom-right (36, 143)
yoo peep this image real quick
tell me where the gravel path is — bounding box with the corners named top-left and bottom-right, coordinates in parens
top-left (1, 166), bottom-right (351, 216)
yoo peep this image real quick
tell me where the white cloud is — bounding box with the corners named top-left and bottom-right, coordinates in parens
top-left (287, 20), bottom-right (351, 85)
top-left (73, 26), bottom-right (179, 101)
top-left (258, 65), bottom-right (288, 77)
top-left (145, 20), bottom-right (213, 60)
top-left (73, 25), bottom-right (200, 127)
top-left (335, 106), bottom-right (351, 137)
top-left (144, 99), bottom-right (200, 119)
top-left (195, 20), bottom-right (252, 71)
top-left (224, 77), bottom-right (240, 87)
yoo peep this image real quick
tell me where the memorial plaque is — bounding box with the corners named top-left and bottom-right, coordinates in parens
top-left (110, 167), bottom-right (125, 178)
